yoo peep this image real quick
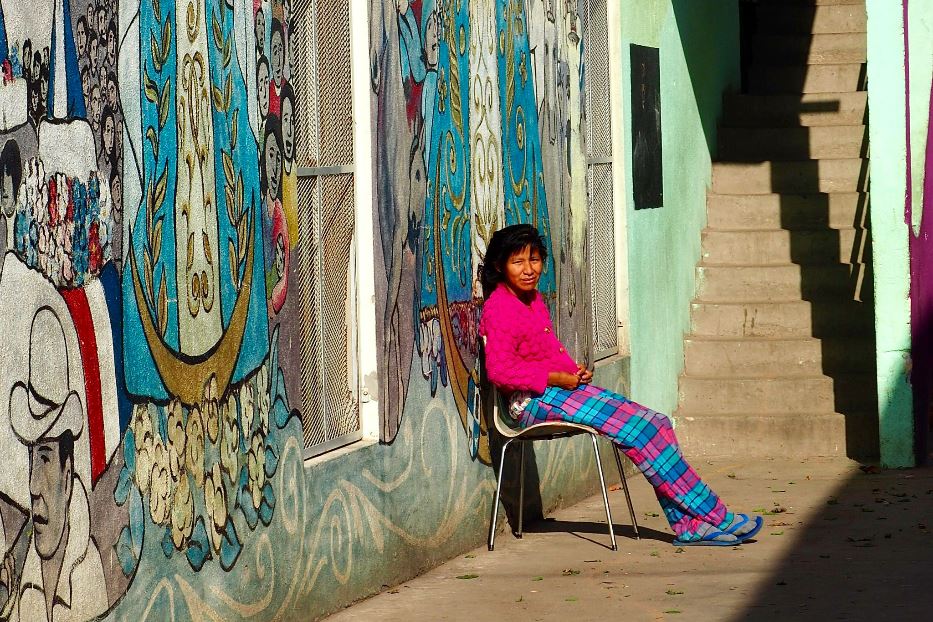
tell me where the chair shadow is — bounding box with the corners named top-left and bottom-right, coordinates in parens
top-left (521, 518), bottom-right (674, 546)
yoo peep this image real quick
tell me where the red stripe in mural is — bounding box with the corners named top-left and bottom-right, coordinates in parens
top-left (60, 287), bottom-right (106, 484)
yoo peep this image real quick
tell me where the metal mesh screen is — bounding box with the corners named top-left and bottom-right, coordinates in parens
top-left (293, 0), bottom-right (360, 453)
top-left (293, 0), bottom-right (322, 167)
top-left (584, 0), bottom-right (612, 159)
top-left (587, 163), bottom-right (618, 356)
top-left (297, 176), bottom-right (326, 448)
top-left (583, 0), bottom-right (618, 358)
top-left (320, 174), bottom-right (358, 439)
top-left (314, 0), bottom-right (354, 166)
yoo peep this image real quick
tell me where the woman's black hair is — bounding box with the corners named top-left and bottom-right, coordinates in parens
top-left (481, 223), bottom-right (548, 298)
top-left (1, 139), bottom-right (23, 203)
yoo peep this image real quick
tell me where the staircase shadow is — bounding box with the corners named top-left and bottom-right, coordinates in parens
top-left (735, 1), bottom-right (879, 459)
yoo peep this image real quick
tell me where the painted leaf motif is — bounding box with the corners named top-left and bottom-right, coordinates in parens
top-left (212, 85), bottom-right (224, 111)
top-left (238, 484), bottom-right (259, 530)
top-left (228, 240), bottom-right (238, 287)
top-left (129, 487), bottom-right (145, 553)
top-left (225, 186), bottom-right (236, 224)
top-left (151, 33), bottom-right (163, 73)
top-left (160, 20), bottom-right (172, 67)
top-left (224, 77), bottom-right (232, 110)
top-left (231, 108), bottom-right (239, 149)
top-left (115, 527), bottom-right (137, 577)
top-left (144, 72), bottom-right (159, 104)
top-left (222, 151), bottom-right (235, 185)
top-left (146, 127), bottom-right (159, 160)
top-left (186, 517), bottom-right (211, 571)
top-left (161, 526), bottom-right (174, 558)
top-left (153, 218), bottom-right (164, 263)
top-left (157, 275), bottom-right (168, 336)
top-left (212, 14), bottom-right (224, 48)
top-left (154, 167), bottom-right (168, 210)
top-left (219, 519), bottom-right (242, 571)
top-left (186, 233), bottom-right (195, 269)
top-left (258, 483), bottom-right (275, 526)
top-left (236, 174), bottom-right (243, 211)
top-left (143, 253), bottom-right (154, 301)
top-left (114, 465), bottom-right (133, 506)
top-left (158, 82), bottom-right (171, 128)
top-left (264, 442), bottom-right (279, 478)
top-left (202, 232), bottom-right (213, 265)
top-left (449, 53), bottom-right (463, 132)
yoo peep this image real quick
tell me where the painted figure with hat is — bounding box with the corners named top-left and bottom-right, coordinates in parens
top-left (8, 307), bottom-right (105, 622)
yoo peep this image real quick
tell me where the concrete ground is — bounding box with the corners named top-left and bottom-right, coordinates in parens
top-left (326, 457), bottom-right (933, 622)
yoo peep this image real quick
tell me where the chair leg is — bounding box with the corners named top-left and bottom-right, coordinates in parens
top-left (613, 446), bottom-right (640, 540)
top-left (591, 434), bottom-right (617, 551)
top-left (517, 442), bottom-right (526, 538)
top-left (489, 438), bottom-right (513, 551)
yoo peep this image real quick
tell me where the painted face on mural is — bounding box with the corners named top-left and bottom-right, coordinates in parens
top-left (90, 85), bottom-right (102, 124)
top-left (107, 23), bottom-right (118, 67)
top-left (504, 245), bottom-right (543, 296)
top-left (103, 112), bottom-right (115, 158)
top-left (425, 10), bottom-right (440, 68)
top-left (87, 2), bottom-right (95, 30)
top-left (76, 18), bottom-right (88, 59)
top-left (22, 40), bottom-right (33, 80)
top-left (257, 59), bottom-right (270, 117)
top-left (270, 23), bottom-right (285, 85)
top-left (281, 93), bottom-right (294, 168)
top-left (255, 9), bottom-right (266, 53)
top-left (264, 132), bottom-right (282, 200)
top-left (0, 140), bottom-right (22, 219)
top-left (110, 173), bottom-right (122, 217)
top-left (107, 75), bottom-right (119, 109)
top-left (97, 7), bottom-right (107, 39)
top-left (89, 37), bottom-right (99, 69)
top-left (29, 437), bottom-right (74, 560)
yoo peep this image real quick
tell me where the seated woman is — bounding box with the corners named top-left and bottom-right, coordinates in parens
top-left (479, 224), bottom-right (763, 547)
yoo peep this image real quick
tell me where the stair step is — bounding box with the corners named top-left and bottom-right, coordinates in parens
top-left (701, 228), bottom-right (866, 265)
top-left (711, 158), bottom-right (868, 194)
top-left (756, 4), bottom-right (866, 34)
top-left (718, 125), bottom-right (866, 161)
top-left (679, 375), bottom-right (834, 413)
top-left (683, 336), bottom-right (875, 377)
top-left (753, 33), bottom-right (866, 65)
top-left (674, 412), bottom-right (850, 458)
top-left (706, 193), bottom-right (867, 230)
top-left (696, 263), bottom-right (865, 302)
top-left (749, 63), bottom-right (865, 94)
top-left (722, 92), bottom-right (867, 127)
top-left (690, 300), bottom-right (875, 338)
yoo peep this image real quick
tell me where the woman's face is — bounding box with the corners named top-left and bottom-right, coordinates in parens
top-left (89, 38), bottom-right (98, 67)
top-left (90, 86), bottom-right (101, 120)
top-left (107, 78), bottom-right (118, 108)
top-left (503, 245), bottom-right (543, 296)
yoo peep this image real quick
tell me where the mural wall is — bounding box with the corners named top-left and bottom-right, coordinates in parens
top-left (0, 0), bottom-right (618, 620)
top-left (372, 0), bottom-right (594, 451)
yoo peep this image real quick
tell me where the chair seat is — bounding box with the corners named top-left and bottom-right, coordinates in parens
top-left (510, 420), bottom-right (601, 440)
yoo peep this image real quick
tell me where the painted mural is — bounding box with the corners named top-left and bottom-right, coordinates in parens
top-left (0, 0), bottom-right (609, 619)
top-left (371, 0), bottom-right (593, 457)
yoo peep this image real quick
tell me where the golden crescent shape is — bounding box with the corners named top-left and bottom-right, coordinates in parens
top-left (130, 212), bottom-right (255, 405)
top-left (433, 172), bottom-right (491, 464)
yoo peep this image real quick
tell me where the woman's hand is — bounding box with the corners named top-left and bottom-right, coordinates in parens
top-left (548, 371), bottom-right (580, 390)
top-left (576, 363), bottom-right (593, 384)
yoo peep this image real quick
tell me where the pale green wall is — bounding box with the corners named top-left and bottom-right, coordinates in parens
top-left (620, 1), bottom-right (740, 414)
top-left (866, 0), bottom-right (915, 467)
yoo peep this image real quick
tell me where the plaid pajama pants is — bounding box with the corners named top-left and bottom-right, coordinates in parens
top-left (518, 384), bottom-right (733, 540)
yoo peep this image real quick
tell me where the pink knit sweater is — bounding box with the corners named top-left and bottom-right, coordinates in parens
top-left (479, 284), bottom-right (579, 395)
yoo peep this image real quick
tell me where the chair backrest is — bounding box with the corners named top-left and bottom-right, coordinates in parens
top-left (481, 336), bottom-right (524, 439)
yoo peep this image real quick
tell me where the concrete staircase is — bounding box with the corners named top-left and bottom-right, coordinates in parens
top-left (675, 0), bottom-right (878, 459)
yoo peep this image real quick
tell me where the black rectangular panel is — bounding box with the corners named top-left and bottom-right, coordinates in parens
top-left (631, 44), bottom-right (663, 210)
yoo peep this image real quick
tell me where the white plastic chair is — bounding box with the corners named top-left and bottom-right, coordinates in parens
top-left (485, 378), bottom-right (640, 551)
